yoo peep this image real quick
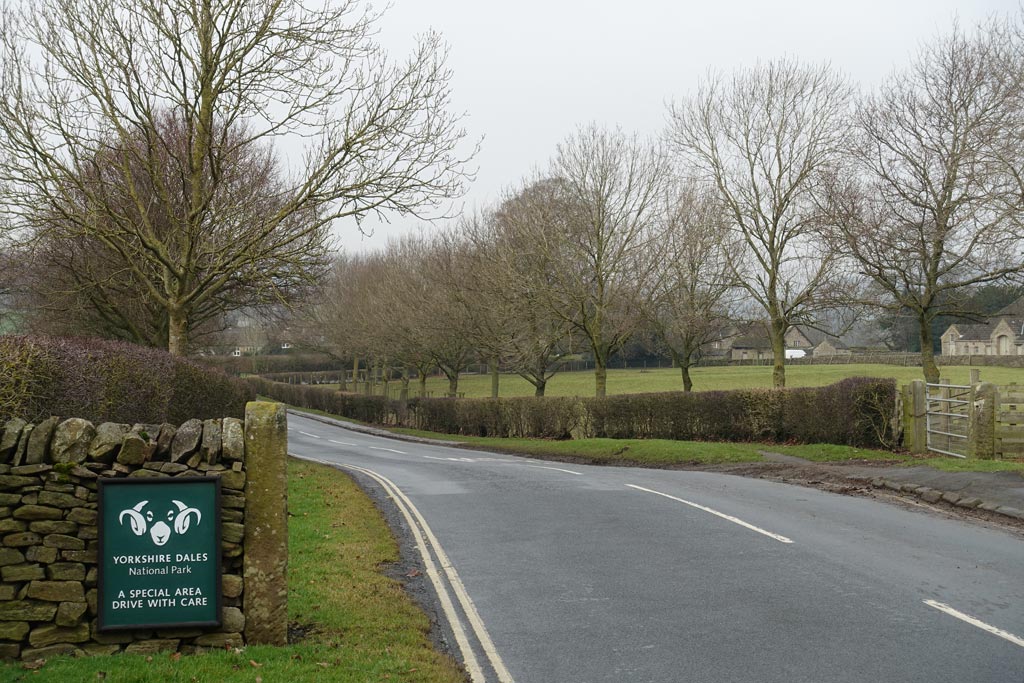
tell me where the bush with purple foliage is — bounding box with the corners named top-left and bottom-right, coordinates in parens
top-left (0, 336), bottom-right (253, 424)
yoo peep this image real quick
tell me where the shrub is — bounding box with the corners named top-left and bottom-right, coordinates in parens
top-left (247, 375), bottom-right (897, 449)
top-left (199, 353), bottom-right (341, 376)
top-left (584, 379), bottom-right (895, 447)
top-left (0, 336), bottom-right (253, 424)
top-left (256, 371), bottom-right (346, 385)
top-left (245, 377), bottom-right (395, 425)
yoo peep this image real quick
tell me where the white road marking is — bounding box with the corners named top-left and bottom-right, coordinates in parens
top-left (369, 446), bottom-right (406, 454)
top-left (293, 456), bottom-right (486, 681)
top-left (328, 439), bottom-right (356, 446)
top-left (344, 462), bottom-right (516, 682)
top-left (924, 600), bottom-right (1024, 648)
top-left (527, 465), bottom-right (582, 476)
top-left (627, 484), bottom-right (793, 544)
top-left (297, 431), bottom-right (322, 439)
top-left (423, 455), bottom-right (474, 462)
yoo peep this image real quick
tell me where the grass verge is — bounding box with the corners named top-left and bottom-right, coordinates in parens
top-left (2, 459), bottom-right (466, 683)
top-left (274, 402), bottom-right (1024, 475)
top-left (387, 424), bottom-right (1024, 474)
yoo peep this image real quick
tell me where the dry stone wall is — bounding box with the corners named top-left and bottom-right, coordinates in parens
top-left (0, 415), bottom-right (250, 660)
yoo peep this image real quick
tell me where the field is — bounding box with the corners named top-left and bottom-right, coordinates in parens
top-left (362, 364), bottom-right (1024, 399)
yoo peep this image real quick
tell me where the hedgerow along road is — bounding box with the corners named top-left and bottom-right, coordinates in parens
top-left (287, 411), bottom-right (1024, 683)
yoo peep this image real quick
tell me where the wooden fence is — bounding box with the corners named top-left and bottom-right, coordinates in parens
top-left (995, 383), bottom-right (1024, 458)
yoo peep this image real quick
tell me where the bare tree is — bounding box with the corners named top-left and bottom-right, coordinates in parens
top-left (413, 233), bottom-right (479, 398)
top-left (670, 59), bottom-right (853, 387)
top-left (825, 21), bottom-right (1024, 383)
top-left (0, 244), bottom-right (15, 333)
top-left (463, 189), bottom-right (575, 397)
top-left (645, 185), bottom-right (738, 392)
top-left (302, 251), bottom-right (400, 392)
top-left (320, 234), bottom-right (474, 399)
top-left (0, 0), bottom-right (474, 355)
top-left (520, 126), bottom-right (669, 397)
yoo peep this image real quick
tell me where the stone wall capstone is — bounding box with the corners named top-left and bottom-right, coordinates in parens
top-left (0, 407), bottom-right (276, 661)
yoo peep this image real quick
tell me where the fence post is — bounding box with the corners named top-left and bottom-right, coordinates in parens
top-left (969, 383), bottom-right (996, 460)
top-left (243, 401), bottom-right (289, 645)
top-left (904, 380), bottom-right (928, 454)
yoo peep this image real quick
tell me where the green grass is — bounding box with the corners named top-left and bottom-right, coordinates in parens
top-left (451, 435), bottom-right (768, 465)
top-left (3, 459), bottom-right (466, 683)
top-left (341, 364), bottom-right (1024, 399)
top-left (907, 457), bottom-right (1024, 474)
top-left (775, 444), bottom-right (914, 463)
top-left (388, 425), bottom-right (1024, 473)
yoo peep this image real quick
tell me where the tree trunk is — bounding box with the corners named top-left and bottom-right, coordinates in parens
top-left (168, 308), bottom-right (188, 357)
top-left (594, 361), bottom-right (607, 398)
top-left (490, 357), bottom-right (499, 399)
top-left (418, 372), bottom-right (428, 398)
top-left (671, 348), bottom-right (695, 392)
top-left (680, 364), bottom-right (693, 392)
top-left (447, 373), bottom-right (459, 398)
top-left (534, 379), bottom-right (547, 397)
top-left (919, 316), bottom-right (940, 384)
top-left (352, 357), bottom-right (360, 394)
top-left (770, 320), bottom-right (786, 388)
top-left (399, 367), bottom-right (410, 402)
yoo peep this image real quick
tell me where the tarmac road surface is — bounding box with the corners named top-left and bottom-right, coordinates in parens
top-left (286, 411), bottom-right (1024, 683)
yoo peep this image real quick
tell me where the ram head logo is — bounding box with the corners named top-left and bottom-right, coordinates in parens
top-left (118, 500), bottom-right (202, 547)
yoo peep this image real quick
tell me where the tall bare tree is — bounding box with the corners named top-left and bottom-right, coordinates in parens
top-left (825, 21), bottom-right (1024, 383)
top-left (522, 126), bottom-right (669, 397)
top-left (413, 233), bottom-right (479, 398)
top-left (460, 195), bottom-right (575, 397)
top-left (646, 185), bottom-right (738, 392)
top-left (670, 59), bottom-right (853, 387)
top-left (0, 0), bottom-right (473, 355)
top-left (298, 252), bottom-right (377, 384)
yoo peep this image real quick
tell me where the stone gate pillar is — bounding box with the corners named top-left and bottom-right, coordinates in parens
top-left (242, 401), bottom-right (288, 645)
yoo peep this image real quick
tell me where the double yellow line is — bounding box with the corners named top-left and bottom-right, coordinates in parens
top-left (299, 455), bottom-right (516, 683)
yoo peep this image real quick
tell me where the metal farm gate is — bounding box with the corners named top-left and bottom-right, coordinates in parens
top-left (925, 381), bottom-right (972, 458)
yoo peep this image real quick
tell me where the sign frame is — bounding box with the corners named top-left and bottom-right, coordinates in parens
top-left (97, 476), bottom-right (223, 632)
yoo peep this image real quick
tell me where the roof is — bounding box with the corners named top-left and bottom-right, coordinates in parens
top-left (722, 321), bottom-right (771, 349)
top-left (949, 323), bottom-right (994, 341)
top-left (730, 334), bottom-right (772, 349)
top-left (796, 326), bottom-right (848, 350)
top-left (994, 296), bottom-right (1024, 318)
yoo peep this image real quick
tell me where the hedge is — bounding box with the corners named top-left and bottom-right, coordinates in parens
top-left (243, 378), bottom-right (395, 425)
top-left (251, 376), bottom-right (897, 449)
top-left (584, 378), bottom-right (896, 447)
top-left (199, 353), bottom-right (340, 376)
top-left (0, 336), bottom-right (254, 424)
top-left (257, 370), bottom-right (346, 385)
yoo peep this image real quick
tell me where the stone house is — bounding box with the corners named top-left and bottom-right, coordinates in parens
top-left (941, 297), bottom-right (1024, 356)
top-left (710, 323), bottom-right (848, 360)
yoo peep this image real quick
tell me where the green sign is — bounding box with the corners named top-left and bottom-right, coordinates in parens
top-left (98, 477), bottom-right (222, 631)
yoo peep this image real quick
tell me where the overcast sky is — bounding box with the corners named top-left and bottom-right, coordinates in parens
top-left (340, 0), bottom-right (1018, 252)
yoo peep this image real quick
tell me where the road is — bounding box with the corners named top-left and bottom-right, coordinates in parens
top-left (286, 411), bottom-right (1024, 683)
